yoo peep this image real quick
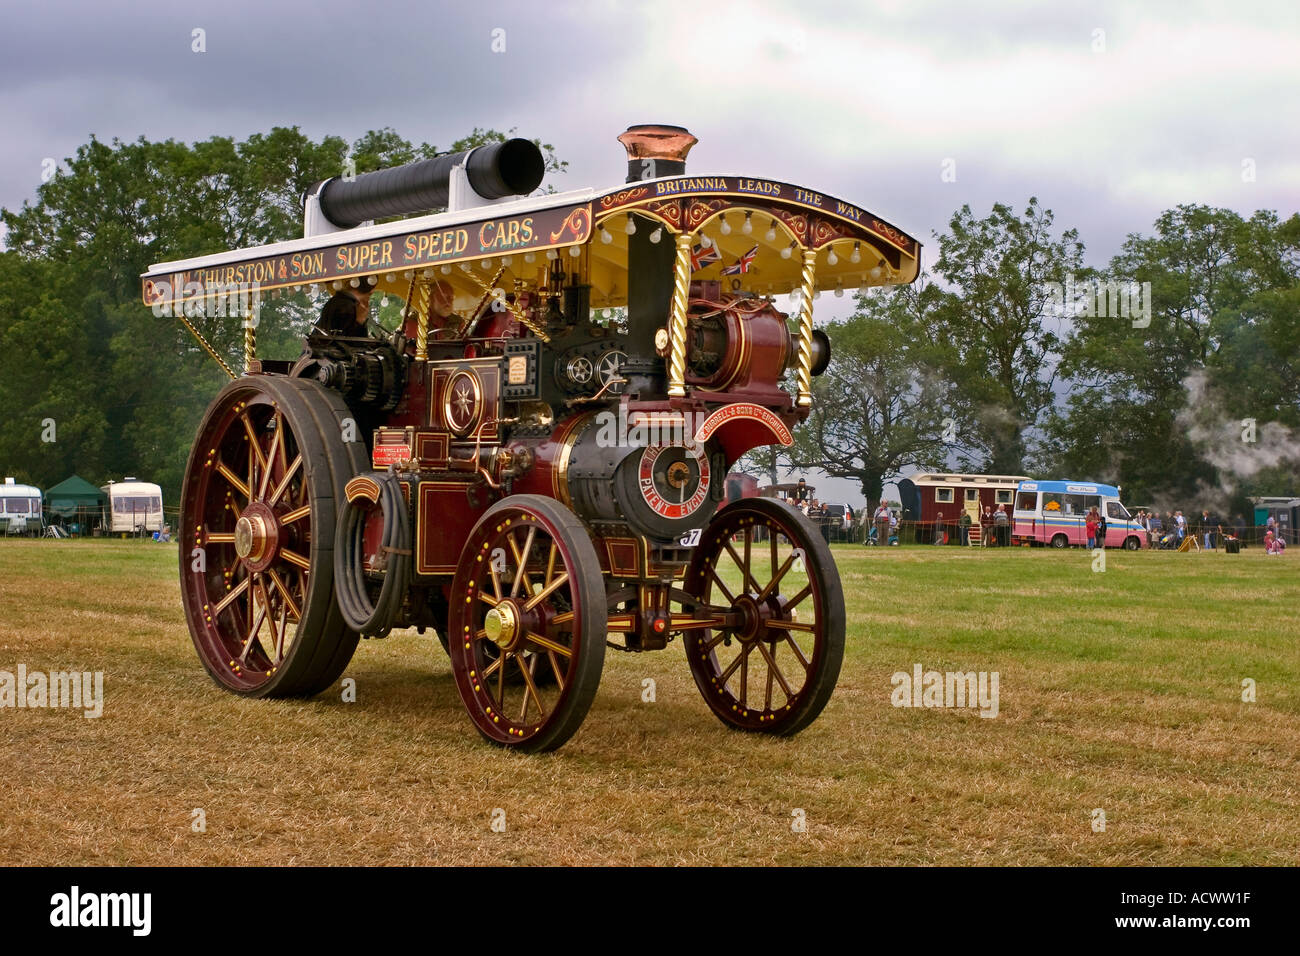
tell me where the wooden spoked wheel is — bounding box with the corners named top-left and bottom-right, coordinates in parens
top-left (448, 495), bottom-right (606, 752)
top-left (179, 376), bottom-right (366, 697)
top-left (678, 497), bottom-right (845, 735)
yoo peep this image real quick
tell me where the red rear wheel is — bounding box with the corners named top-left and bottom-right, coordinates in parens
top-left (178, 376), bottom-right (365, 697)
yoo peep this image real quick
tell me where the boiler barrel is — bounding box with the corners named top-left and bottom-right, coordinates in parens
top-left (317, 138), bottom-right (545, 228)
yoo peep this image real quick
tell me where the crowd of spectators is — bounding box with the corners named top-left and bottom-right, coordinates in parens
top-left (773, 478), bottom-right (1289, 554)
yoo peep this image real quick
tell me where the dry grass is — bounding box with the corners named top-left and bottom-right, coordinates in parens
top-left (1, 539), bottom-right (1296, 866)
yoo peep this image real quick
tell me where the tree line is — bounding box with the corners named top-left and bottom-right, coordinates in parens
top-left (782, 200), bottom-right (1300, 514)
top-left (0, 127), bottom-right (565, 507)
top-left (2, 128), bottom-right (1295, 517)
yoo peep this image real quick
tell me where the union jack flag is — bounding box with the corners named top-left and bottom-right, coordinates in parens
top-left (721, 244), bottom-right (758, 276)
top-left (690, 242), bottom-right (722, 272)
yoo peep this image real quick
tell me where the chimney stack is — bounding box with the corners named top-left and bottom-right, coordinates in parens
top-left (617, 125), bottom-right (697, 183)
top-left (619, 125), bottom-right (696, 396)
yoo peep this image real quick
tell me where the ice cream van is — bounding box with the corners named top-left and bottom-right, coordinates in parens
top-left (1012, 480), bottom-right (1145, 549)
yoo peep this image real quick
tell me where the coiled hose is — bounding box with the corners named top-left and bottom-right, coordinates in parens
top-left (334, 470), bottom-right (410, 639)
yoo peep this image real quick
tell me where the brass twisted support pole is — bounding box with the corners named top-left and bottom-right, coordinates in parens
top-left (456, 266), bottom-right (508, 338)
top-left (795, 248), bottom-right (818, 407)
top-left (403, 277), bottom-right (430, 361)
top-left (175, 310), bottom-right (236, 379)
top-left (243, 310), bottom-right (257, 375)
top-left (666, 231), bottom-right (694, 398)
top-left (458, 266), bottom-right (551, 342)
top-left (415, 288), bottom-right (429, 362)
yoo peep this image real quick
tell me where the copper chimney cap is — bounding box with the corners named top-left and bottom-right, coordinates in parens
top-left (617, 124), bottom-right (697, 183)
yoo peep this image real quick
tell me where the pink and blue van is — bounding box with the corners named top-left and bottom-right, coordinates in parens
top-left (1012, 480), bottom-right (1145, 549)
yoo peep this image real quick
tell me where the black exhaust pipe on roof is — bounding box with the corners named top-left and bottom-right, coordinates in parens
top-left (617, 125), bottom-right (697, 398)
top-left (315, 138), bottom-right (545, 228)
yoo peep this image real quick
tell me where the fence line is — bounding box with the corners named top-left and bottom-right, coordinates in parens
top-left (823, 518), bottom-right (1290, 548)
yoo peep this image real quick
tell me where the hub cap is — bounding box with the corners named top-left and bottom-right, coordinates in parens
top-left (484, 601), bottom-right (520, 651)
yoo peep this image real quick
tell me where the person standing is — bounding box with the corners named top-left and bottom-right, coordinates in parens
top-left (1096, 506), bottom-right (1108, 549)
top-left (934, 510), bottom-right (946, 545)
top-left (980, 506), bottom-right (993, 548)
top-left (958, 510), bottom-right (972, 546)
top-left (994, 503), bottom-right (1009, 546)
top-left (808, 499), bottom-right (828, 543)
top-left (1200, 509), bottom-right (1215, 550)
top-left (1085, 508), bottom-right (1098, 550)
top-left (874, 501), bottom-right (890, 547)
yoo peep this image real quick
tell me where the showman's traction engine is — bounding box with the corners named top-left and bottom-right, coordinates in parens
top-left (143, 125), bottom-right (921, 751)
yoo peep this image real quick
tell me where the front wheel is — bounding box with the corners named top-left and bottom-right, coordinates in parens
top-left (1051, 534), bottom-right (1069, 549)
top-left (1123, 535), bottom-right (1141, 550)
top-left (447, 495), bottom-right (606, 752)
top-left (677, 498), bottom-right (845, 736)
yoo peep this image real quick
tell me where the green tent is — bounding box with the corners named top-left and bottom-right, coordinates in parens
top-left (45, 475), bottom-right (107, 525)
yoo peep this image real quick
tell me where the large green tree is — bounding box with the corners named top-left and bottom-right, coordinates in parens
top-left (930, 197), bottom-right (1086, 474)
top-left (1038, 205), bottom-right (1300, 504)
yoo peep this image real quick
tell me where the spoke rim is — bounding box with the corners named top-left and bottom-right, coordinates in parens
top-left (453, 510), bottom-right (584, 744)
top-left (184, 392), bottom-right (315, 691)
top-left (681, 509), bottom-right (826, 729)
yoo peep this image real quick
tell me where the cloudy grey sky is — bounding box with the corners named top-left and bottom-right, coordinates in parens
top-left (3, 0), bottom-right (1297, 506)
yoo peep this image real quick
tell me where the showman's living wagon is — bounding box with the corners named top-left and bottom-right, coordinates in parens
top-left (141, 125), bottom-right (921, 750)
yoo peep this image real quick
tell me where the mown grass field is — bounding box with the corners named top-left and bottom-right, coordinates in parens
top-left (1, 539), bottom-right (1296, 866)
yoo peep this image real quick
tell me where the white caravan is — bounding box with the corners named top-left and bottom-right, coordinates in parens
top-left (1, 477), bottom-right (43, 536)
top-left (102, 478), bottom-right (164, 535)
